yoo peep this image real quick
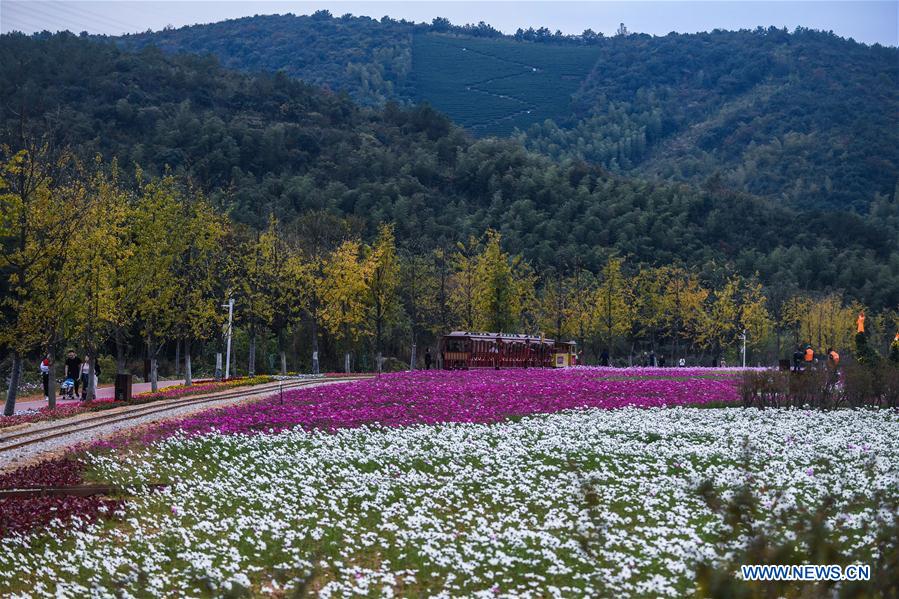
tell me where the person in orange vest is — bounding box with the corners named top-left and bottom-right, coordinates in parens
top-left (804, 345), bottom-right (814, 364)
top-left (827, 347), bottom-right (840, 368)
top-left (857, 312), bottom-right (865, 334)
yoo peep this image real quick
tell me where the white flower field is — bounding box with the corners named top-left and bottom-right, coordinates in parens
top-left (3, 406), bottom-right (897, 597)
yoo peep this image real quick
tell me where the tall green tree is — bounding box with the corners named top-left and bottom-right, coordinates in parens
top-left (473, 229), bottom-right (521, 332)
top-left (321, 239), bottom-right (368, 372)
top-left (400, 243), bottom-right (438, 368)
top-left (67, 159), bottom-right (132, 399)
top-left (364, 223), bottom-right (400, 372)
top-left (132, 174), bottom-right (183, 391)
top-left (170, 189), bottom-right (226, 385)
top-left (293, 211), bottom-right (353, 374)
top-left (0, 143), bottom-right (80, 414)
top-left (449, 235), bottom-right (480, 331)
top-left (592, 257), bottom-right (632, 361)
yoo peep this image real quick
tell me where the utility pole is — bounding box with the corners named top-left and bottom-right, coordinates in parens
top-left (223, 298), bottom-right (234, 379)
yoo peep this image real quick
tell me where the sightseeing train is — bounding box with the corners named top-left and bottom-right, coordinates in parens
top-left (438, 331), bottom-right (577, 369)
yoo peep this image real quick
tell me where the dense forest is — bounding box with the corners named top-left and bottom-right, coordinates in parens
top-left (2, 32), bottom-right (898, 313)
top-left (116, 12), bottom-right (899, 211)
top-left (526, 27), bottom-right (899, 212)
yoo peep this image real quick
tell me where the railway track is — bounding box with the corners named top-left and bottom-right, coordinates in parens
top-left (0, 375), bottom-right (372, 455)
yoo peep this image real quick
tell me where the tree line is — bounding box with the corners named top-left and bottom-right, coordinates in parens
top-left (4, 143), bottom-right (897, 415)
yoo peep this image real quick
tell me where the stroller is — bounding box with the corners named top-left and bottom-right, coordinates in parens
top-left (60, 378), bottom-right (76, 400)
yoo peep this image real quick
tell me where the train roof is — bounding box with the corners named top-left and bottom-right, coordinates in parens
top-left (442, 331), bottom-right (575, 345)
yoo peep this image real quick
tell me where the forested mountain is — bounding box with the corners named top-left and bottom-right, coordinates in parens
top-left (525, 28), bottom-right (899, 212)
top-left (2, 33), bottom-right (898, 309)
top-left (116, 13), bottom-right (899, 212)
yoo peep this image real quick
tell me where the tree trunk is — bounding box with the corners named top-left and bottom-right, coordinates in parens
top-left (410, 342), bottom-right (417, 371)
top-left (4, 351), bottom-right (22, 417)
top-left (311, 316), bottom-right (320, 375)
top-left (280, 351), bottom-right (287, 376)
top-left (115, 328), bottom-right (127, 375)
top-left (248, 328), bottom-right (256, 377)
top-left (184, 338), bottom-right (193, 386)
top-left (344, 352), bottom-right (351, 374)
top-left (175, 339), bottom-right (181, 376)
top-left (376, 316), bottom-right (383, 374)
top-left (149, 337), bottom-right (159, 392)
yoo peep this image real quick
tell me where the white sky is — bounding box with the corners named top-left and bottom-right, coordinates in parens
top-left (1, 1), bottom-right (896, 46)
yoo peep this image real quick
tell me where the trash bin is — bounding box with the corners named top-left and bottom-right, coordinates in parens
top-left (115, 373), bottom-right (133, 402)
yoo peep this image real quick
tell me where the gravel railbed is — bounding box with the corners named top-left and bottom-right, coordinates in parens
top-left (0, 380), bottom-right (352, 472)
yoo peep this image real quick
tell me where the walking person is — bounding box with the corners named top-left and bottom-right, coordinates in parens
top-left (64, 350), bottom-right (81, 398)
top-left (80, 355), bottom-right (91, 401)
top-left (80, 356), bottom-right (101, 401)
top-left (40, 354), bottom-right (51, 402)
top-left (424, 348), bottom-right (433, 370)
top-left (827, 347), bottom-right (840, 369)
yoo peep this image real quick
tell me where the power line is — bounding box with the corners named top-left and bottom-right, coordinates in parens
top-left (4, 1), bottom-right (98, 33)
top-left (1, 9), bottom-right (64, 34)
top-left (44, 0), bottom-right (140, 32)
top-left (4, 1), bottom-right (139, 34)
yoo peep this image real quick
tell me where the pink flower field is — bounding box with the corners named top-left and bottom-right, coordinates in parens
top-left (150, 367), bottom-right (742, 438)
top-left (3, 368), bottom-right (741, 539)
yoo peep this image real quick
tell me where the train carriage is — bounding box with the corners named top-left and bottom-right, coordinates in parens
top-left (438, 331), bottom-right (577, 369)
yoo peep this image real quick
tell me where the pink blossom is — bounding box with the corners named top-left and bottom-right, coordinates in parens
top-left (147, 368), bottom-right (741, 440)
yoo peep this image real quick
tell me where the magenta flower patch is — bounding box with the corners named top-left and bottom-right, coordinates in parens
top-left (149, 368), bottom-right (741, 438)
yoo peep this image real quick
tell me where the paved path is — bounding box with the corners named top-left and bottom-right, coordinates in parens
top-left (13, 380), bottom-right (185, 414)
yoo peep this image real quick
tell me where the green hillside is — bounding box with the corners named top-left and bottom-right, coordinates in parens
top-left (524, 28), bottom-right (899, 212)
top-left (412, 33), bottom-right (599, 136)
top-left (118, 12), bottom-right (415, 106)
top-left (115, 14), bottom-right (898, 213)
top-left (2, 33), bottom-right (898, 309)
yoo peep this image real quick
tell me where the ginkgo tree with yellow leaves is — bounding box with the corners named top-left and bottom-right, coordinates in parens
top-left (321, 239), bottom-right (369, 373)
top-left (131, 174), bottom-right (187, 392)
top-left (471, 230), bottom-right (535, 334)
top-left (65, 159), bottom-right (133, 400)
top-left (0, 143), bottom-right (82, 413)
top-left (169, 189), bottom-right (227, 386)
top-left (696, 275), bottom-right (773, 366)
top-left (591, 257), bottom-right (633, 361)
top-left (364, 224), bottom-right (401, 372)
top-left (656, 266), bottom-right (708, 362)
top-left (448, 235), bottom-right (480, 331)
top-left (781, 292), bottom-right (863, 353)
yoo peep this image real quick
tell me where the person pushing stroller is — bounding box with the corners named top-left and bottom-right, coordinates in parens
top-left (64, 349), bottom-right (81, 399)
